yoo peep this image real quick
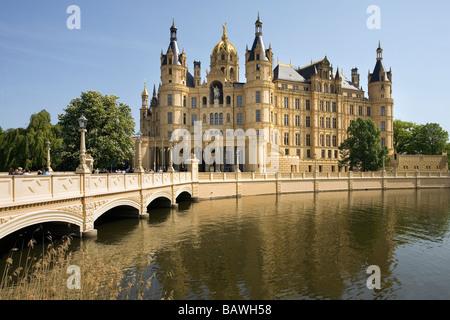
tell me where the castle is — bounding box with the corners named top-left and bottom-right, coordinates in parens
top-left (137, 15), bottom-right (394, 173)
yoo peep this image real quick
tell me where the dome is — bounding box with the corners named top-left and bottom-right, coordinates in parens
top-left (212, 24), bottom-right (237, 55)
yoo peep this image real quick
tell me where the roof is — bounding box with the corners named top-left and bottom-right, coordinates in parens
top-left (298, 59), bottom-right (324, 80)
top-left (369, 60), bottom-right (385, 83)
top-left (273, 64), bottom-right (307, 83)
top-left (162, 40), bottom-right (182, 66)
top-left (332, 72), bottom-right (362, 91)
top-left (186, 71), bottom-right (195, 88)
top-left (247, 35), bottom-right (268, 62)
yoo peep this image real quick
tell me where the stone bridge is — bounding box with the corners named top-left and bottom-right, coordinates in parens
top-left (0, 166), bottom-right (199, 239)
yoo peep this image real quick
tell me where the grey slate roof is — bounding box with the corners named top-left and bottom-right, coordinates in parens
top-left (273, 64), bottom-right (307, 83)
top-left (247, 35), bottom-right (268, 62)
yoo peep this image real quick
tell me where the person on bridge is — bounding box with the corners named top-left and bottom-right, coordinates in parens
top-left (42, 167), bottom-right (51, 175)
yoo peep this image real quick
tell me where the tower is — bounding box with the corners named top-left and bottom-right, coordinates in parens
top-left (368, 42), bottom-right (394, 154)
top-left (244, 13), bottom-right (275, 172)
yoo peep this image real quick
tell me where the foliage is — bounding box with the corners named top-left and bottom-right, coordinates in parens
top-left (338, 118), bottom-right (389, 171)
top-left (57, 91), bottom-right (135, 171)
top-left (394, 120), bottom-right (448, 156)
top-left (0, 110), bottom-right (62, 172)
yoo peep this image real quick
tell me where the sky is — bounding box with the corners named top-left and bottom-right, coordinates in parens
top-left (1, 0), bottom-right (450, 136)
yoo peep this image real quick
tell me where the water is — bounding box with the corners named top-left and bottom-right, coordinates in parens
top-left (2, 188), bottom-right (450, 300)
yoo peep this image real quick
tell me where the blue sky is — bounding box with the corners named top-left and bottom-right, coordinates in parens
top-left (1, 0), bottom-right (450, 136)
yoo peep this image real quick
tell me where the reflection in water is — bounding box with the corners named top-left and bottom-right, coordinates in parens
top-left (2, 189), bottom-right (450, 300)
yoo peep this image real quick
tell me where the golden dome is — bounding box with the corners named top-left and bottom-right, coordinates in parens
top-left (142, 82), bottom-right (148, 97)
top-left (212, 24), bottom-right (237, 55)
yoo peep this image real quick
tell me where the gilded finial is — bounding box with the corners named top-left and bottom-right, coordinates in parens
top-left (222, 23), bottom-right (228, 40)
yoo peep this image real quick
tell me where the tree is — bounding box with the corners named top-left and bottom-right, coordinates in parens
top-left (57, 91), bottom-right (135, 171)
top-left (393, 120), bottom-right (416, 154)
top-left (409, 123), bottom-right (448, 155)
top-left (0, 110), bottom-right (61, 171)
top-left (338, 118), bottom-right (389, 171)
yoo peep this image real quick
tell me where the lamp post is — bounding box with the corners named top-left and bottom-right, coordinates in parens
top-left (76, 114), bottom-right (91, 174)
top-left (135, 131), bottom-right (144, 173)
top-left (46, 141), bottom-right (53, 172)
top-left (167, 139), bottom-right (175, 172)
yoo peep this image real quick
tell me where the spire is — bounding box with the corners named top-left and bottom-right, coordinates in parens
top-left (152, 84), bottom-right (157, 98)
top-left (255, 12), bottom-right (263, 36)
top-left (142, 80), bottom-right (148, 97)
top-left (377, 41), bottom-right (383, 61)
top-left (170, 18), bottom-right (177, 41)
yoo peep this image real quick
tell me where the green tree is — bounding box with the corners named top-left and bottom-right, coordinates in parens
top-left (338, 118), bottom-right (389, 171)
top-left (57, 91), bottom-right (135, 171)
top-left (393, 120), bottom-right (417, 154)
top-left (409, 123), bottom-right (448, 155)
top-left (0, 110), bottom-right (61, 171)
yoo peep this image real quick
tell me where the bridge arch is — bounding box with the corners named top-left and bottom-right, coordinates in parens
top-left (91, 198), bottom-right (141, 223)
top-left (0, 210), bottom-right (83, 240)
top-left (146, 192), bottom-right (173, 209)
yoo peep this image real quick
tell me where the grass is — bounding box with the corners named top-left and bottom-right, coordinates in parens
top-left (0, 226), bottom-right (171, 300)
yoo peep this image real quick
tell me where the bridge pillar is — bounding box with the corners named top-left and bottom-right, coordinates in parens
top-left (82, 229), bottom-right (98, 238)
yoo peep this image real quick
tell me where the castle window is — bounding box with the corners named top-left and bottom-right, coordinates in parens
top-left (320, 101), bottom-right (324, 111)
top-left (203, 97), bottom-right (207, 106)
top-left (203, 114), bottom-right (206, 123)
top-left (284, 114), bottom-right (289, 126)
top-left (167, 112), bottom-right (173, 124)
top-left (284, 97), bottom-right (289, 108)
top-left (168, 94), bottom-right (173, 106)
top-left (256, 110), bottom-right (261, 122)
top-left (381, 106), bottom-right (386, 116)
top-left (256, 91), bottom-right (261, 103)
top-left (183, 113), bottom-right (186, 125)
top-left (332, 118), bottom-right (337, 129)
top-left (381, 138), bottom-right (386, 147)
top-left (305, 100), bottom-right (310, 110)
top-left (295, 98), bottom-right (300, 109)
top-left (226, 96), bottom-right (231, 105)
top-left (256, 54), bottom-right (260, 60)
top-left (306, 116), bottom-right (311, 128)
top-left (295, 115), bottom-right (300, 127)
top-left (367, 107), bottom-right (371, 116)
top-left (210, 113), bottom-right (214, 125)
top-left (215, 113), bottom-right (219, 125)
top-left (237, 96), bottom-right (243, 107)
top-left (274, 113), bottom-right (278, 125)
top-left (332, 135), bottom-right (337, 147)
top-left (295, 133), bottom-right (300, 146)
top-left (381, 121), bottom-right (386, 131)
top-left (219, 113), bottom-right (223, 125)
top-left (358, 106), bottom-right (363, 116)
top-left (326, 135), bottom-right (330, 147)
top-left (191, 114), bottom-right (197, 125)
top-left (320, 117), bottom-right (324, 128)
top-left (349, 105), bottom-right (354, 115)
top-left (227, 113), bottom-right (231, 123)
top-left (326, 117), bottom-right (330, 128)
top-left (332, 102), bottom-right (336, 112)
top-left (237, 113), bottom-right (243, 125)
top-left (221, 54), bottom-right (225, 60)
top-left (284, 133), bottom-right (289, 145)
top-left (183, 96), bottom-right (186, 107)
top-left (169, 68), bottom-right (172, 75)
top-left (320, 135), bottom-right (324, 146)
top-left (306, 134), bottom-right (311, 147)
top-left (326, 101), bottom-right (330, 112)
top-left (256, 64), bottom-right (260, 71)
top-left (192, 97), bottom-right (197, 108)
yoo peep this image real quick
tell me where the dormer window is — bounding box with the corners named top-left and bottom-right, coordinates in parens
top-left (256, 54), bottom-right (260, 60)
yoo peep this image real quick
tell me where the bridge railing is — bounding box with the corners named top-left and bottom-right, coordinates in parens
top-left (0, 172), bottom-right (195, 208)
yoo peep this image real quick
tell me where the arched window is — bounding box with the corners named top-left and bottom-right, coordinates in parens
top-left (219, 113), bottom-right (223, 125)
top-left (203, 114), bottom-right (207, 123)
top-left (226, 96), bottom-right (231, 105)
top-left (203, 97), bottom-right (207, 106)
top-left (210, 113), bottom-right (214, 125)
top-left (215, 113), bottom-right (219, 125)
top-left (324, 84), bottom-right (328, 93)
